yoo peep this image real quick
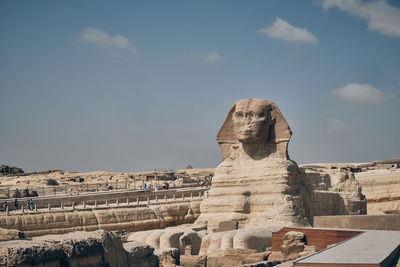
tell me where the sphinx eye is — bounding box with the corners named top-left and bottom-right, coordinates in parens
top-left (258, 112), bottom-right (264, 118)
top-left (235, 112), bottom-right (244, 118)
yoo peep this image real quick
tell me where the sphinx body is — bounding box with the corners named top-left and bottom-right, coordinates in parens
top-left (196, 98), bottom-right (366, 231)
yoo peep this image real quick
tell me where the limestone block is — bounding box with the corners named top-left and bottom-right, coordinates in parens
top-left (0, 201), bottom-right (202, 237)
top-left (200, 226), bottom-right (281, 256)
top-left (146, 230), bottom-right (165, 249)
top-left (123, 240), bottom-right (154, 260)
top-left (128, 226), bottom-right (203, 257)
top-left (216, 220), bottom-right (238, 232)
top-left (155, 247), bottom-right (180, 266)
top-left (280, 231), bottom-right (306, 261)
top-left (160, 230), bottom-right (185, 249)
top-left (0, 230), bottom-right (128, 267)
top-left (179, 231), bottom-right (201, 255)
top-left (0, 228), bottom-right (24, 241)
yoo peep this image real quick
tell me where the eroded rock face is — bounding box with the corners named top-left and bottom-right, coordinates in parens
top-left (197, 98), bottom-right (309, 230)
top-left (0, 201), bottom-right (201, 237)
top-left (127, 225), bottom-right (205, 256)
top-left (196, 98), bottom-right (366, 230)
top-left (0, 230), bottom-right (128, 267)
top-left (0, 228), bottom-right (24, 241)
top-left (199, 226), bottom-right (281, 255)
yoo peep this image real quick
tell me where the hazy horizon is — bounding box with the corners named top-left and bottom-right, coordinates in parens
top-left (1, 1), bottom-right (399, 172)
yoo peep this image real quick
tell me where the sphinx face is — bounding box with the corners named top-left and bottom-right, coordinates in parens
top-left (232, 99), bottom-right (270, 144)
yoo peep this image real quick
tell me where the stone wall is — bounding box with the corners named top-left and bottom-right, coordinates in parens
top-left (303, 190), bottom-right (346, 225)
top-left (0, 200), bottom-right (201, 237)
top-left (0, 229), bottom-right (162, 267)
top-left (314, 214), bottom-right (400, 230)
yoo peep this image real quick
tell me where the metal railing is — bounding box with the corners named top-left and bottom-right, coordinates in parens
top-left (0, 180), bottom-right (207, 199)
top-left (0, 187), bottom-right (210, 216)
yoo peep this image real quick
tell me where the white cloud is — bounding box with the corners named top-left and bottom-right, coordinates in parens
top-left (331, 83), bottom-right (391, 104)
top-left (257, 17), bottom-right (318, 44)
top-left (80, 28), bottom-right (136, 53)
top-left (326, 118), bottom-right (351, 135)
top-left (322, 0), bottom-right (400, 37)
top-left (192, 51), bottom-right (222, 63)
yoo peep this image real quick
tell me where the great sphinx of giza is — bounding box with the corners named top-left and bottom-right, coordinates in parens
top-left (196, 98), bottom-right (366, 230)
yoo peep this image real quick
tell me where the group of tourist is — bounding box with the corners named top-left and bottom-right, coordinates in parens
top-left (13, 187), bottom-right (38, 198)
top-left (0, 187), bottom-right (38, 213)
top-left (197, 176), bottom-right (212, 188)
top-left (143, 182), bottom-right (170, 191)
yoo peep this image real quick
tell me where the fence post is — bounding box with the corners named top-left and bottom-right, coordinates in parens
top-left (83, 201), bottom-right (86, 209)
top-left (106, 200), bottom-right (108, 206)
top-left (95, 200), bottom-right (97, 207)
top-left (35, 205), bottom-right (37, 212)
top-left (72, 202), bottom-right (75, 211)
top-left (7, 189), bottom-right (10, 198)
top-left (147, 196), bottom-right (150, 205)
top-left (116, 198), bottom-right (119, 206)
top-left (6, 206), bottom-right (9, 216)
top-left (173, 194), bottom-right (176, 200)
top-left (126, 198), bottom-right (129, 205)
top-left (137, 197), bottom-right (139, 204)
top-left (164, 194), bottom-right (167, 201)
top-left (191, 192), bottom-right (193, 199)
top-left (48, 203), bottom-right (51, 211)
top-left (155, 195), bottom-right (158, 202)
top-left (61, 203), bottom-right (64, 210)
top-left (22, 206), bottom-right (25, 215)
top-left (97, 183), bottom-right (99, 192)
top-left (182, 193), bottom-right (185, 200)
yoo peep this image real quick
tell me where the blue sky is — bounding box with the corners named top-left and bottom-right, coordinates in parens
top-left (1, 0), bottom-right (399, 172)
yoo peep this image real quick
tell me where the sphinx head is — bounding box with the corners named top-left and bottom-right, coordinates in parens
top-left (217, 98), bottom-right (292, 160)
top-left (232, 98), bottom-right (272, 144)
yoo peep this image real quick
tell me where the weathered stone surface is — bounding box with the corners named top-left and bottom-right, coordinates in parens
top-left (331, 173), bottom-right (366, 215)
top-left (155, 247), bottom-right (180, 266)
top-left (123, 240), bottom-right (159, 267)
top-left (216, 98), bottom-right (292, 162)
top-left (205, 248), bottom-right (275, 267)
top-left (0, 230), bottom-right (128, 267)
top-left (0, 201), bottom-right (201, 237)
top-left (216, 220), bottom-right (238, 232)
top-left (199, 226), bottom-right (281, 255)
top-left (180, 254), bottom-right (207, 267)
top-left (280, 231), bottom-right (305, 260)
top-left (123, 240), bottom-right (154, 260)
top-left (353, 168), bottom-right (399, 214)
top-left (197, 99), bottom-right (310, 230)
top-left (179, 231), bottom-right (201, 255)
top-left (0, 228), bottom-right (24, 241)
top-left (128, 225), bottom-right (202, 256)
top-left (197, 98), bottom-right (366, 230)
